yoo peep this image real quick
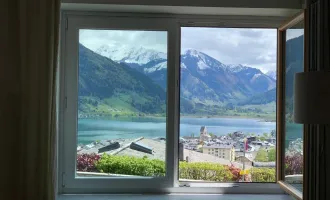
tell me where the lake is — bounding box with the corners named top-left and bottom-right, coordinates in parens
top-left (78, 117), bottom-right (276, 144)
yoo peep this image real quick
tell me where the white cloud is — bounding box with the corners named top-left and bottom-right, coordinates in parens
top-left (79, 29), bottom-right (167, 53)
top-left (79, 28), bottom-right (278, 73)
top-left (181, 27), bottom-right (277, 73)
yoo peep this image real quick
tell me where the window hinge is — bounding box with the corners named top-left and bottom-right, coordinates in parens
top-left (62, 172), bottom-right (66, 188)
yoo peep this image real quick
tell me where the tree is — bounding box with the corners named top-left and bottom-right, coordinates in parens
top-left (271, 130), bottom-right (276, 138)
top-left (255, 148), bottom-right (276, 162)
top-left (209, 133), bottom-right (217, 139)
top-left (254, 149), bottom-right (268, 162)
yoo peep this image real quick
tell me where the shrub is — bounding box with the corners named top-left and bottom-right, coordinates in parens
top-left (250, 168), bottom-right (275, 182)
top-left (76, 153), bottom-right (101, 172)
top-left (77, 154), bottom-right (275, 182)
top-left (179, 162), bottom-right (233, 182)
top-left (285, 154), bottom-right (303, 175)
top-left (95, 154), bottom-right (165, 177)
top-left (228, 164), bottom-right (242, 181)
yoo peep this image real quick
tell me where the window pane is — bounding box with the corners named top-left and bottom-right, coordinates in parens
top-left (284, 22), bottom-right (304, 191)
top-left (179, 27), bottom-right (277, 183)
top-left (77, 30), bottom-right (167, 177)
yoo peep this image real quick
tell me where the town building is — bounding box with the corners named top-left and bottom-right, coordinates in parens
top-left (202, 144), bottom-right (235, 161)
top-left (236, 155), bottom-right (253, 166)
top-left (199, 126), bottom-right (211, 142)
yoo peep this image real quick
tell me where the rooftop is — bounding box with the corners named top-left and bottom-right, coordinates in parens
top-left (203, 144), bottom-right (234, 149)
top-left (116, 138), bottom-right (166, 160)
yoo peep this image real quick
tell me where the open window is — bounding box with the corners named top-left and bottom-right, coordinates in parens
top-left (277, 11), bottom-right (305, 200)
top-left (58, 11), bottom-right (306, 196)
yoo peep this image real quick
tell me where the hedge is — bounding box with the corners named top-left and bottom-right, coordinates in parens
top-left (96, 154), bottom-right (165, 177)
top-left (250, 168), bottom-right (276, 182)
top-left (78, 153), bottom-right (275, 182)
top-left (179, 162), bottom-right (233, 182)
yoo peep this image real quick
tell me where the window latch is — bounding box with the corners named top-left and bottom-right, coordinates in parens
top-left (179, 183), bottom-right (191, 187)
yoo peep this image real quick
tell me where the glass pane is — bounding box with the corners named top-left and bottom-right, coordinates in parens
top-left (284, 21), bottom-right (304, 192)
top-left (179, 27), bottom-right (277, 183)
top-left (76, 30), bottom-right (167, 177)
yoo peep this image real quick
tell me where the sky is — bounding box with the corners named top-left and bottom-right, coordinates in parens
top-left (80, 28), bottom-right (303, 73)
top-left (80, 30), bottom-right (167, 52)
top-left (286, 29), bottom-right (304, 40)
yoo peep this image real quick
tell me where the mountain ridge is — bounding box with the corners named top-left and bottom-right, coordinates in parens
top-left (90, 45), bottom-right (277, 107)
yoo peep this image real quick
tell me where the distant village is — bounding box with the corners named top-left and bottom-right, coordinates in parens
top-left (77, 126), bottom-right (276, 169)
top-left (180, 126), bottom-right (276, 168)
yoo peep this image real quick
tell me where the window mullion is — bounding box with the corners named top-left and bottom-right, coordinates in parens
top-left (166, 20), bottom-right (180, 187)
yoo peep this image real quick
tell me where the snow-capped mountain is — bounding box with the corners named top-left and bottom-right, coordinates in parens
top-left (182, 49), bottom-right (228, 71)
top-left (180, 49), bottom-right (261, 103)
top-left (266, 70), bottom-right (277, 80)
top-left (230, 66), bottom-right (276, 92)
top-left (79, 34), bottom-right (306, 115)
top-left (92, 45), bottom-right (276, 105)
top-left (227, 64), bottom-right (249, 72)
top-left (95, 45), bottom-right (166, 66)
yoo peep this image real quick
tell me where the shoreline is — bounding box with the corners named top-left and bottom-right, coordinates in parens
top-left (78, 115), bottom-right (276, 122)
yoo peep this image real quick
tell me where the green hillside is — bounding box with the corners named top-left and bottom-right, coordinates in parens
top-left (78, 44), bottom-right (166, 117)
top-left (240, 88), bottom-right (276, 105)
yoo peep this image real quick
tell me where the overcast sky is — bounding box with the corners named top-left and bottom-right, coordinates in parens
top-left (80, 30), bottom-right (168, 52)
top-left (286, 29), bottom-right (304, 40)
top-left (80, 28), bottom-right (304, 73)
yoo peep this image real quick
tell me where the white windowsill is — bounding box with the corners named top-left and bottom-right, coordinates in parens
top-left (57, 194), bottom-right (293, 200)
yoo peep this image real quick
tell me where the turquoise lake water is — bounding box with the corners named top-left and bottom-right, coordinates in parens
top-left (77, 117), bottom-right (277, 144)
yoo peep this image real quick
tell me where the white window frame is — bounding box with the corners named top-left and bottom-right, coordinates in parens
top-left (59, 11), bottom-right (287, 194)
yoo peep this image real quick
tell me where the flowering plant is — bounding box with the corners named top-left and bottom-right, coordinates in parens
top-left (76, 153), bottom-right (101, 172)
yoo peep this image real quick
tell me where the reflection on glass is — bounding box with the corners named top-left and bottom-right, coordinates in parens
top-left (179, 27), bottom-right (277, 183)
top-left (76, 30), bottom-right (167, 177)
top-left (284, 23), bottom-right (304, 191)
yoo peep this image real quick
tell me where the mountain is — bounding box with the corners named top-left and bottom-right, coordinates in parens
top-left (236, 36), bottom-right (303, 107)
top-left (78, 43), bottom-right (166, 115)
top-left (240, 88), bottom-right (276, 105)
top-left (227, 64), bottom-right (249, 72)
top-left (141, 59), bottom-right (167, 89)
top-left (91, 44), bottom-right (280, 109)
top-left (284, 35), bottom-right (304, 122)
top-left (285, 35), bottom-right (304, 98)
top-left (266, 70), bottom-right (277, 80)
top-left (95, 45), bottom-right (166, 67)
top-left (180, 49), bottom-right (249, 104)
top-left (229, 65), bottom-right (276, 93)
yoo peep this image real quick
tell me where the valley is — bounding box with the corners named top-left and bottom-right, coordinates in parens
top-left (78, 42), bottom-right (281, 121)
